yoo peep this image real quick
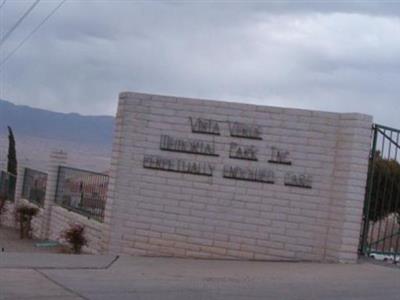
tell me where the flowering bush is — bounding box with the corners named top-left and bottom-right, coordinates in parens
top-left (62, 224), bottom-right (88, 254)
top-left (16, 205), bottom-right (39, 217)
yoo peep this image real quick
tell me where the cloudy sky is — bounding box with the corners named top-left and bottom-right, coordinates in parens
top-left (1, 0), bottom-right (400, 127)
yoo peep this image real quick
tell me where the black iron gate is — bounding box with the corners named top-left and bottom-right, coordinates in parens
top-left (360, 124), bottom-right (400, 263)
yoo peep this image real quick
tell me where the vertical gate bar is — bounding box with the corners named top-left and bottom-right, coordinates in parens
top-left (387, 130), bottom-right (393, 161)
top-left (85, 171), bottom-right (88, 215)
top-left (93, 174), bottom-right (97, 219)
top-left (369, 128), bottom-right (388, 254)
top-left (371, 129), bottom-right (388, 249)
top-left (95, 176), bottom-right (98, 220)
top-left (98, 175), bottom-right (101, 219)
top-left (95, 175), bottom-right (98, 219)
top-left (87, 173), bottom-right (91, 218)
top-left (91, 175), bottom-right (93, 219)
top-left (81, 172), bottom-right (85, 215)
top-left (101, 175), bottom-right (105, 220)
top-left (83, 170), bottom-right (86, 214)
top-left (82, 171), bottom-right (86, 213)
top-left (54, 166), bottom-right (62, 205)
top-left (390, 131), bottom-right (400, 263)
top-left (368, 154), bottom-right (384, 253)
top-left (382, 130), bottom-right (395, 254)
top-left (91, 174), bottom-right (94, 218)
top-left (375, 156), bottom-right (390, 252)
top-left (382, 133), bottom-right (386, 158)
top-left (361, 125), bottom-right (378, 255)
top-left (101, 176), bottom-right (104, 219)
top-left (22, 168), bottom-right (27, 199)
top-left (95, 174), bottom-right (99, 219)
top-left (382, 176), bottom-right (394, 255)
top-left (98, 175), bottom-right (101, 220)
top-left (103, 175), bottom-right (108, 220)
top-left (104, 176), bottom-right (106, 220)
top-left (82, 170), bottom-right (85, 213)
top-left (93, 173), bottom-right (96, 218)
top-left (382, 129), bottom-right (386, 159)
top-left (94, 175), bottom-right (97, 219)
top-left (389, 190), bottom-right (400, 264)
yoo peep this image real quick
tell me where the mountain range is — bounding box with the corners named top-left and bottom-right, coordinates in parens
top-left (0, 99), bottom-right (114, 172)
top-left (0, 99), bottom-right (114, 146)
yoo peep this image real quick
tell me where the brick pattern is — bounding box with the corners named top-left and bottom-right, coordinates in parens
top-left (106, 92), bottom-right (373, 263)
top-left (48, 205), bottom-right (106, 254)
top-left (1, 201), bottom-right (16, 227)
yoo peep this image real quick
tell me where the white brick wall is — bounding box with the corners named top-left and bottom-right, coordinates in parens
top-left (1, 201), bottom-right (16, 227)
top-left (6, 198), bottom-right (105, 254)
top-left (47, 205), bottom-right (106, 254)
top-left (1, 150), bottom-right (105, 254)
top-left (105, 92), bottom-right (372, 262)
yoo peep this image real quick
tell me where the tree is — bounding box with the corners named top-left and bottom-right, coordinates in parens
top-left (5, 126), bottom-right (17, 201)
top-left (368, 153), bottom-right (400, 223)
top-left (7, 126), bottom-right (17, 176)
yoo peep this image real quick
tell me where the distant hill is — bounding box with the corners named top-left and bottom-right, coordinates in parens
top-left (0, 99), bottom-right (114, 146)
top-left (0, 99), bottom-right (114, 172)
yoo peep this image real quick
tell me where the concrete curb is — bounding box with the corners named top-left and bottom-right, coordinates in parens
top-left (0, 253), bottom-right (118, 269)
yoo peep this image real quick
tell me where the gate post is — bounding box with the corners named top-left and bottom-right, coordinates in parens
top-left (39, 149), bottom-right (68, 239)
top-left (10, 164), bottom-right (27, 227)
top-left (0, 164), bottom-right (24, 228)
top-left (359, 125), bottom-right (378, 255)
top-left (14, 164), bottom-right (25, 204)
top-left (326, 114), bottom-right (372, 263)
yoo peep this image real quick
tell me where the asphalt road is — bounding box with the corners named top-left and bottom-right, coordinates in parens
top-left (0, 254), bottom-right (399, 300)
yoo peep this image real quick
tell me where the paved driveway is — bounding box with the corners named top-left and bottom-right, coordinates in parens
top-left (0, 254), bottom-right (399, 300)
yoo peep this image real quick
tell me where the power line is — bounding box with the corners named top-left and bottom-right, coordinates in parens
top-left (0, 0), bottom-right (6, 100)
top-left (0, 0), bottom-right (66, 69)
top-left (0, 0), bottom-right (41, 49)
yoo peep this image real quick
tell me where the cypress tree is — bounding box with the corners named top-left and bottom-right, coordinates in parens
top-left (7, 126), bottom-right (17, 176)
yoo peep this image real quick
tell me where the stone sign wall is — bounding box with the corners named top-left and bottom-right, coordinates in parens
top-left (105, 92), bottom-right (372, 263)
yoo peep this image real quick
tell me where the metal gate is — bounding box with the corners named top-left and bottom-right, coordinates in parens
top-left (360, 124), bottom-right (400, 263)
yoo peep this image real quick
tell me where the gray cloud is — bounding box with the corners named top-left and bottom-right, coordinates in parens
top-left (1, 1), bottom-right (400, 128)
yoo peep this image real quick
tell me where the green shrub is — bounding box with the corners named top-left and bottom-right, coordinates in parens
top-left (62, 224), bottom-right (88, 254)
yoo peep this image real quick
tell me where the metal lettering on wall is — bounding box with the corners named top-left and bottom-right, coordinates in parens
top-left (229, 143), bottom-right (258, 161)
top-left (229, 122), bottom-right (262, 140)
top-left (189, 117), bottom-right (220, 135)
top-left (269, 147), bottom-right (291, 165)
top-left (284, 172), bottom-right (312, 189)
top-left (223, 165), bottom-right (274, 183)
top-left (160, 135), bottom-right (218, 156)
top-left (143, 155), bottom-right (214, 176)
top-left (142, 116), bottom-right (313, 188)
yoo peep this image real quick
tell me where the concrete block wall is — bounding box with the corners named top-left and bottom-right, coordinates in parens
top-left (1, 201), bottom-right (16, 228)
top-left (1, 150), bottom-right (106, 254)
top-left (105, 92), bottom-right (373, 262)
top-left (48, 205), bottom-right (107, 254)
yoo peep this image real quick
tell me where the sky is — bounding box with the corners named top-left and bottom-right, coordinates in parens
top-left (0, 0), bottom-right (400, 128)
